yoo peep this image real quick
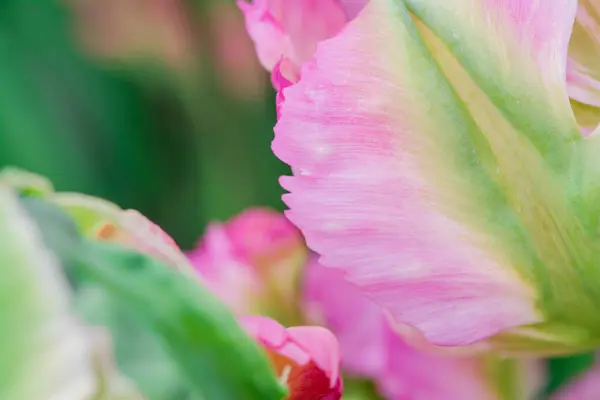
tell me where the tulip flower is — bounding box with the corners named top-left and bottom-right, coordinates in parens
top-left (242, 0), bottom-right (600, 354)
top-left (241, 316), bottom-right (343, 400)
top-left (188, 208), bottom-right (307, 323)
top-left (304, 257), bottom-right (543, 399)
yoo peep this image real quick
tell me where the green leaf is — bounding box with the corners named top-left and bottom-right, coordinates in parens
top-left (22, 195), bottom-right (286, 400)
top-left (77, 242), bottom-right (286, 400)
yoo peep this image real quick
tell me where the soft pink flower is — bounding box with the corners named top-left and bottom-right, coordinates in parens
top-left (221, 207), bottom-right (302, 266)
top-left (304, 257), bottom-right (544, 399)
top-left (187, 223), bottom-right (263, 314)
top-left (272, 58), bottom-right (298, 117)
top-left (241, 316), bottom-right (342, 400)
top-left (188, 208), bottom-right (306, 320)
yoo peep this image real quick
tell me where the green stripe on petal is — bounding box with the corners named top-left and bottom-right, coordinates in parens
top-left (568, 0), bottom-right (600, 134)
top-left (408, 0), bottom-right (600, 340)
top-left (405, 0), bottom-right (581, 170)
top-left (411, 13), bottom-right (600, 336)
top-left (402, 0), bottom-right (600, 341)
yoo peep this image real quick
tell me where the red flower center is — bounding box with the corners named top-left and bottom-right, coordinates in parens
top-left (266, 350), bottom-right (336, 400)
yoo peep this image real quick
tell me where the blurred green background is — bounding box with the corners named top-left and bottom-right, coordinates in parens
top-left (0, 0), bottom-right (288, 250)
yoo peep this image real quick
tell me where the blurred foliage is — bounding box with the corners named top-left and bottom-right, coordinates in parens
top-left (15, 193), bottom-right (286, 400)
top-left (0, 0), bottom-right (288, 250)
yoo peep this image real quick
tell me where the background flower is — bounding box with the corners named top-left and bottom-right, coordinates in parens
top-left (241, 316), bottom-right (343, 400)
top-left (188, 208), bottom-right (306, 323)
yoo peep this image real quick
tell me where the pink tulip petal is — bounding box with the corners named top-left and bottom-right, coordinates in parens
top-left (272, 58), bottom-right (298, 118)
top-left (241, 316), bottom-right (339, 377)
top-left (339, 0), bottom-right (367, 19)
top-left (223, 207), bottom-right (301, 265)
top-left (286, 326), bottom-right (341, 387)
top-left (188, 223), bottom-right (263, 314)
top-left (271, 58), bottom-right (297, 91)
top-left (304, 257), bottom-right (544, 399)
top-left (274, 0), bottom-right (542, 347)
top-left (379, 328), bottom-right (545, 400)
top-left (238, 0), bottom-right (347, 76)
top-left (379, 330), bottom-right (496, 400)
top-left (187, 209), bottom-right (305, 318)
top-left (241, 315), bottom-right (287, 346)
top-left (237, 0), bottom-right (288, 70)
